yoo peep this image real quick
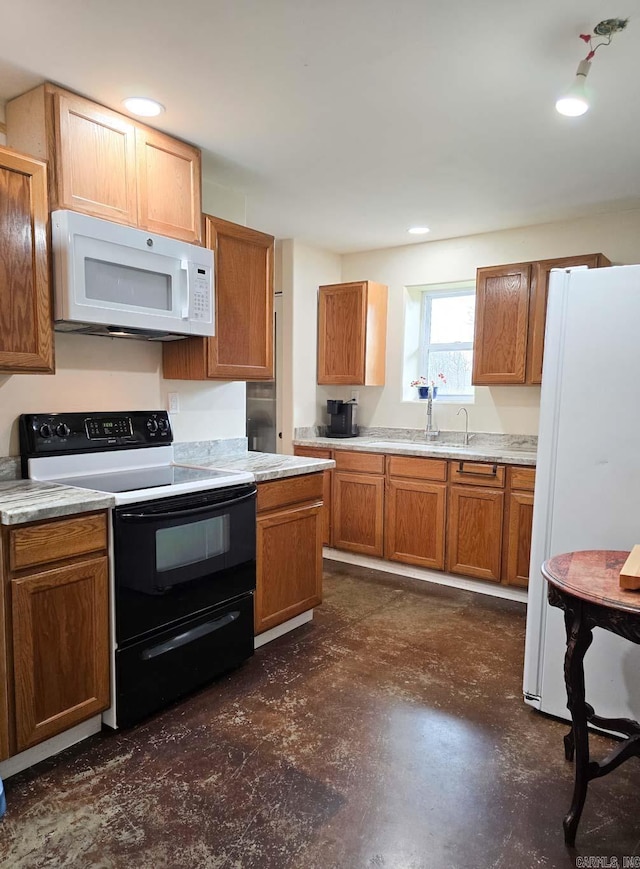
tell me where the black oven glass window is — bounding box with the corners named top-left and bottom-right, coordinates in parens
top-left (155, 514), bottom-right (230, 572)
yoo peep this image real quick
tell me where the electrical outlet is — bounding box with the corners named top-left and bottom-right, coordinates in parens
top-left (167, 392), bottom-right (179, 413)
top-left (350, 390), bottom-right (360, 404)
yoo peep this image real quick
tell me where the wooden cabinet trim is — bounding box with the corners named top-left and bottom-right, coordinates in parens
top-left (257, 474), bottom-right (324, 514)
top-left (334, 450), bottom-right (385, 475)
top-left (450, 461), bottom-right (505, 488)
top-left (293, 446), bottom-right (333, 460)
top-left (509, 466), bottom-right (536, 492)
top-left (9, 512), bottom-right (108, 572)
top-left (387, 455), bottom-right (448, 482)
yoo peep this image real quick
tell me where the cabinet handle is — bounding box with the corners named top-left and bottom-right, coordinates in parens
top-left (457, 461), bottom-right (498, 477)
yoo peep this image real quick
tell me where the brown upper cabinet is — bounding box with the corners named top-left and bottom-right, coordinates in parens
top-left (0, 146), bottom-right (54, 374)
top-left (162, 215), bottom-right (275, 380)
top-left (317, 281), bottom-right (388, 385)
top-left (472, 254), bottom-right (610, 385)
top-left (6, 84), bottom-right (202, 244)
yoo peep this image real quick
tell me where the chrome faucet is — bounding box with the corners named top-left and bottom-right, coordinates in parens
top-left (425, 395), bottom-right (439, 440)
top-left (456, 407), bottom-right (472, 446)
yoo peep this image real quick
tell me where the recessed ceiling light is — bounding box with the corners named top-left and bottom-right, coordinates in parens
top-left (408, 226), bottom-right (430, 235)
top-left (122, 97), bottom-right (165, 117)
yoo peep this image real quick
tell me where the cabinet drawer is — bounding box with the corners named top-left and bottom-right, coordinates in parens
top-left (387, 455), bottom-right (448, 482)
top-left (450, 460), bottom-right (505, 488)
top-left (334, 451), bottom-right (384, 474)
top-left (293, 446), bottom-right (333, 460)
top-left (9, 513), bottom-right (108, 572)
top-left (509, 466), bottom-right (536, 492)
top-left (257, 473), bottom-right (323, 514)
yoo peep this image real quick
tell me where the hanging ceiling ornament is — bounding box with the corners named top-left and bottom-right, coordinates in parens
top-left (556, 17), bottom-right (629, 117)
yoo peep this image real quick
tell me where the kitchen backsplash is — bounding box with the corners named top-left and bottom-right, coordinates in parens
top-left (294, 426), bottom-right (538, 450)
top-left (0, 457), bottom-right (20, 480)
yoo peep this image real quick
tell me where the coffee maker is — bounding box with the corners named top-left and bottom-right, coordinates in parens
top-left (326, 399), bottom-right (359, 438)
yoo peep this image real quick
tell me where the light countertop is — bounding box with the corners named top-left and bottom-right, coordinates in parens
top-left (0, 452), bottom-right (333, 525)
top-left (0, 480), bottom-right (115, 526)
top-left (176, 451), bottom-right (335, 482)
top-left (293, 435), bottom-right (537, 466)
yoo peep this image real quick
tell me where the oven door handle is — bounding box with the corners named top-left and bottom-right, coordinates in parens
top-left (140, 610), bottom-right (241, 660)
top-left (119, 490), bottom-right (256, 522)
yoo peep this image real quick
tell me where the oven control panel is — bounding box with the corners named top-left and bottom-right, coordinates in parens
top-left (19, 411), bottom-right (173, 462)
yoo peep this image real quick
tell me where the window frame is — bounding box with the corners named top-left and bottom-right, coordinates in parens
top-left (418, 284), bottom-right (475, 402)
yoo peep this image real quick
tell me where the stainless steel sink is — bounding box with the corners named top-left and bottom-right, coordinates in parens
top-left (366, 440), bottom-right (536, 457)
top-left (367, 441), bottom-right (468, 451)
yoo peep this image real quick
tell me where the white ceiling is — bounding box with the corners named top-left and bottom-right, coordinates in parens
top-left (0, 0), bottom-right (638, 253)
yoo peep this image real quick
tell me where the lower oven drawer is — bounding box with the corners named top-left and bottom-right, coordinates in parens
top-left (115, 593), bottom-right (254, 728)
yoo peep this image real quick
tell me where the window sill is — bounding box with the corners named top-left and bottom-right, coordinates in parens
top-left (403, 396), bottom-right (475, 405)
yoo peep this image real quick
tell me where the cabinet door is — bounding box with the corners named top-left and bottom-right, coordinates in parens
top-left (527, 254), bottom-right (611, 384)
top-left (136, 127), bottom-right (202, 243)
top-left (505, 491), bottom-right (534, 587)
top-left (54, 91), bottom-right (138, 225)
top-left (256, 502), bottom-right (323, 634)
top-left (162, 216), bottom-right (275, 380)
top-left (333, 471), bottom-right (384, 556)
top-left (385, 479), bottom-right (446, 569)
top-left (447, 486), bottom-right (503, 582)
top-left (12, 557), bottom-right (109, 751)
top-left (205, 216), bottom-right (274, 379)
top-left (318, 283), bottom-right (367, 384)
top-left (0, 148), bottom-right (53, 373)
top-left (472, 264), bottom-right (531, 384)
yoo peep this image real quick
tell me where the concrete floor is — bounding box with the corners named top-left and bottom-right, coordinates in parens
top-left (1, 561), bottom-right (639, 868)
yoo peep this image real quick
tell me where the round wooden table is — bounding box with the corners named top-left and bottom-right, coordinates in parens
top-left (543, 550), bottom-right (640, 846)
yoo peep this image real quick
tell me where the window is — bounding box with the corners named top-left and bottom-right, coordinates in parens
top-left (403, 281), bottom-right (475, 401)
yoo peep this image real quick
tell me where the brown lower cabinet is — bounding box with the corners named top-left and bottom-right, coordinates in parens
top-left (255, 474), bottom-right (324, 634)
top-left (504, 466), bottom-right (536, 588)
top-left (332, 449), bottom-right (385, 556)
top-left (447, 486), bottom-right (504, 582)
top-left (385, 456), bottom-right (448, 570)
top-left (1, 512), bottom-right (110, 759)
top-left (294, 445), bottom-right (535, 590)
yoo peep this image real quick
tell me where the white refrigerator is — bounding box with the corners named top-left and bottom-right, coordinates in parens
top-left (523, 263), bottom-right (640, 723)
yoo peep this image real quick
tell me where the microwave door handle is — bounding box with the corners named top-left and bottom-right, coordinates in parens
top-left (119, 489), bottom-right (256, 522)
top-left (180, 260), bottom-right (189, 319)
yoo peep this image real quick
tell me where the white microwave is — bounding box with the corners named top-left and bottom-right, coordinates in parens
top-left (51, 210), bottom-right (214, 341)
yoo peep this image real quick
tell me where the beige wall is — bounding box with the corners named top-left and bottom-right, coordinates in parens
top-left (281, 240), bottom-right (341, 452)
top-left (322, 209), bottom-right (640, 435)
top-left (0, 177), bottom-right (248, 457)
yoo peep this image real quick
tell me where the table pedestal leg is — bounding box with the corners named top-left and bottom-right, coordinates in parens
top-left (562, 602), bottom-right (593, 846)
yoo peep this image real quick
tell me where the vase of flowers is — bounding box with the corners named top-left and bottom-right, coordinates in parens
top-left (410, 373), bottom-right (446, 399)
